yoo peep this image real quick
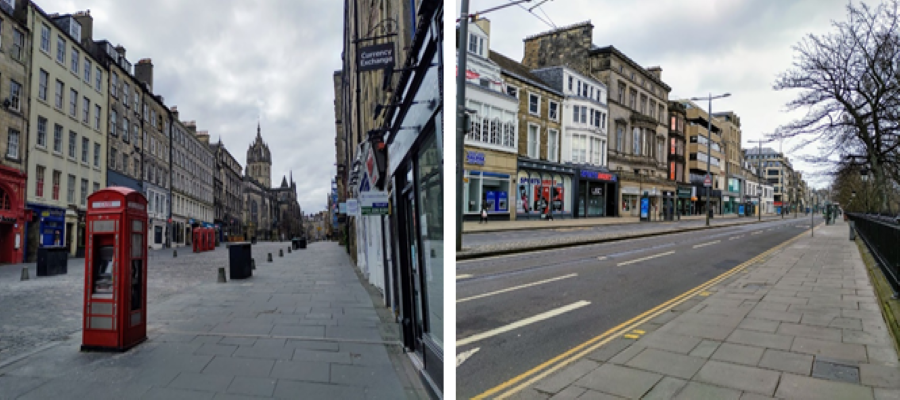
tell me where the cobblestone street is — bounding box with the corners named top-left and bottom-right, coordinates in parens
top-left (0, 242), bottom-right (284, 361)
top-left (0, 241), bottom-right (425, 399)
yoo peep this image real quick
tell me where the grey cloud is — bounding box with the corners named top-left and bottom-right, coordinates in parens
top-left (39, 0), bottom-right (343, 211)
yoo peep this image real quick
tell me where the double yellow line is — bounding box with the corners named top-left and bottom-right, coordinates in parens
top-left (473, 227), bottom-right (814, 399)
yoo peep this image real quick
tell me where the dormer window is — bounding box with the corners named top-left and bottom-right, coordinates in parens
top-left (467, 33), bottom-right (485, 57)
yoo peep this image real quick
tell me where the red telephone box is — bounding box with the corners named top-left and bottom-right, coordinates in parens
top-left (82, 187), bottom-right (148, 351)
top-left (192, 227), bottom-right (201, 253)
top-left (206, 228), bottom-right (214, 250)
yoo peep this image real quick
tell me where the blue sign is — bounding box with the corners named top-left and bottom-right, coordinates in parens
top-left (498, 191), bottom-right (508, 211)
top-left (739, 205), bottom-right (745, 215)
top-left (580, 170), bottom-right (617, 182)
top-left (640, 197), bottom-right (649, 219)
top-left (466, 151), bottom-right (485, 165)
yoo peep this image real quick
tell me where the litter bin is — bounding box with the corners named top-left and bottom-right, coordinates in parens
top-left (37, 246), bottom-right (68, 276)
top-left (708, 209), bottom-right (714, 219)
top-left (227, 242), bottom-right (253, 279)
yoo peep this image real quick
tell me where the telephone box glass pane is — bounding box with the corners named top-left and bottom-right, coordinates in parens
top-left (131, 233), bottom-right (143, 258)
top-left (131, 259), bottom-right (142, 311)
top-left (132, 220), bottom-right (143, 232)
top-left (93, 246), bottom-right (114, 296)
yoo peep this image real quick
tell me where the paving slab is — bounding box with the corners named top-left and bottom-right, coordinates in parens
top-left (694, 360), bottom-right (780, 396)
top-left (710, 343), bottom-right (765, 366)
top-left (775, 373), bottom-right (875, 400)
top-left (571, 363), bottom-right (662, 399)
top-left (673, 381), bottom-right (741, 400)
top-left (624, 348), bottom-right (706, 379)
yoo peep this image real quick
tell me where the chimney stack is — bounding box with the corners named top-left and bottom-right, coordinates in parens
top-left (135, 58), bottom-right (153, 92)
top-left (170, 106), bottom-right (179, 120)
top-left (72, 10), bottom-right (93, 47)
top-left (647, 66), bottom-right (662, 80)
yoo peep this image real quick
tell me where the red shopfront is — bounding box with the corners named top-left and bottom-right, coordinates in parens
top-left (0, 165), bottom-right (27, 264)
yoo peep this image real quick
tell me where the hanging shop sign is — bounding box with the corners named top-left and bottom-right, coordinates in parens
top-left (360, 191), bottom-right (390, 215)
top-left (358, 43), bottom-right (395, 72)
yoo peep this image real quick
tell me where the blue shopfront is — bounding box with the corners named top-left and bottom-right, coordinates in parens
top-left (25, 203), bottom-right (66, 262)
top-left (573, 168), bottom-right (618, 218)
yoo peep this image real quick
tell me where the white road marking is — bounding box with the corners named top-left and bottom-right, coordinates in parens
top-left (456, 247), bottom-right (565, 264)
top-left (728, 236), bottom-right (742, 240)
top-left (457, 274), bottom-right (473, 280)
top-left (751, 231), bottom-right (762, 235)
top-left (456, 301), bottom-right (592, 347)
top-left (693, 240), bottom-right (721, 249)
top-left (457, 274), bottom-right (579, 303)
top-left (597, 256), bottom-right (607, 261)
top-left (456, 347), bottom-right (480, 367)
top-left (617, 251), bottom-right (676, 266)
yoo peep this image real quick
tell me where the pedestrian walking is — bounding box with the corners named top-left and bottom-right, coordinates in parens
top-left (480, 206), bottom-right (488, 224)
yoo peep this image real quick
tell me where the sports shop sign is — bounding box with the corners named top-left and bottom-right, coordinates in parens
top-left (358, 43), bottom-right (395, 71)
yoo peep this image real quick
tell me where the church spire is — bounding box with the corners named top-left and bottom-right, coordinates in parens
top-left (257, 120), bottom-right (261, 139)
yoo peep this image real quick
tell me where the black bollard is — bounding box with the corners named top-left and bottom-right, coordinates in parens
top-left (173, 250), bottom-right (177, 258)
top-left (279, 249), bottom-right (283, 257)
top-left (267, 253), bottom-right (272, 262)
top-left (217, 267), bottom-right (227, 283)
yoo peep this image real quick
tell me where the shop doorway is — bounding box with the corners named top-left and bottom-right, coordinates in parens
top-left (0, 223), bottom-right (11, 263)
top-left (404, 189), bottom-right (424, 357)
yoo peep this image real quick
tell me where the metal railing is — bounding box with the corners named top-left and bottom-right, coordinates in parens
top-left (848, 213), bottom-right (900, 297)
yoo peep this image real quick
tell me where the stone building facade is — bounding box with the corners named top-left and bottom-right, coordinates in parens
top-left (667, 101), bottom-right (690, 216)
top-left (135, 60), bottom-right (170, 248)
top-left (168, 113), bottom-right (214, 247)
top-left (460, 19), bottom-right (518, 221)
top-left (25, 7), bottom-right (107, 259)
top-left (210, 138), bottom-right (243, 239)
top-left (241, 124), bottom-right (300, 241)
top-left (714, 111), bottom-right (743, 214)
top-left (0, 0), bottom-right (30, 263)
top-left (522, 21), bottom-right (675, 219)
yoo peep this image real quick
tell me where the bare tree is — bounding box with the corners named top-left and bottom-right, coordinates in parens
top-left (773, 0), bottom-right (900, 213)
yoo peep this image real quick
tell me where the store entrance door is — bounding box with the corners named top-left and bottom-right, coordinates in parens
top-left (404, 190), bottom-right (425, 357)
top-left (0, 223), bottom-right (11, 263)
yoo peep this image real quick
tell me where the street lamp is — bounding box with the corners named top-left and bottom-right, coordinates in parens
top-left (690, 93), bottom-right (731, 226)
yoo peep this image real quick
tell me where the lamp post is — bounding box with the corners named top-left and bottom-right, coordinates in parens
top-left (690, 93), bottom-right (731, 227)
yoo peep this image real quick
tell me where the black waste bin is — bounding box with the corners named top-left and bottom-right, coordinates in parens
top-left (227, 242), bottom-right (253, 279)
top-left (250, 236), bottom-right (257, 245)
top-left (37, 246), bottom-right (68, 276)
top-left (300, 238), bottom-right (307, 249)
top-left (291, 237), bottom-right (299, 250)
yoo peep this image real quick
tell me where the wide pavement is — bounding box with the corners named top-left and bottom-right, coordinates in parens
top-left (456, 215), bottom-right (829, 398)
top-left (0, 241), bottom-right (427, 399)
top-left (496, 218), bottom-right (900, 399)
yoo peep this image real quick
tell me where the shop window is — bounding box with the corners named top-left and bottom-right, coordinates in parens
top-left (416, 133), bottom-right (443, 348)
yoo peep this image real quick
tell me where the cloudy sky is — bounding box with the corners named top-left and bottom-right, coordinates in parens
top-left (36, 0), bottom-right (343, 213)
top-left (461, 0), bottom-right (852, 188)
